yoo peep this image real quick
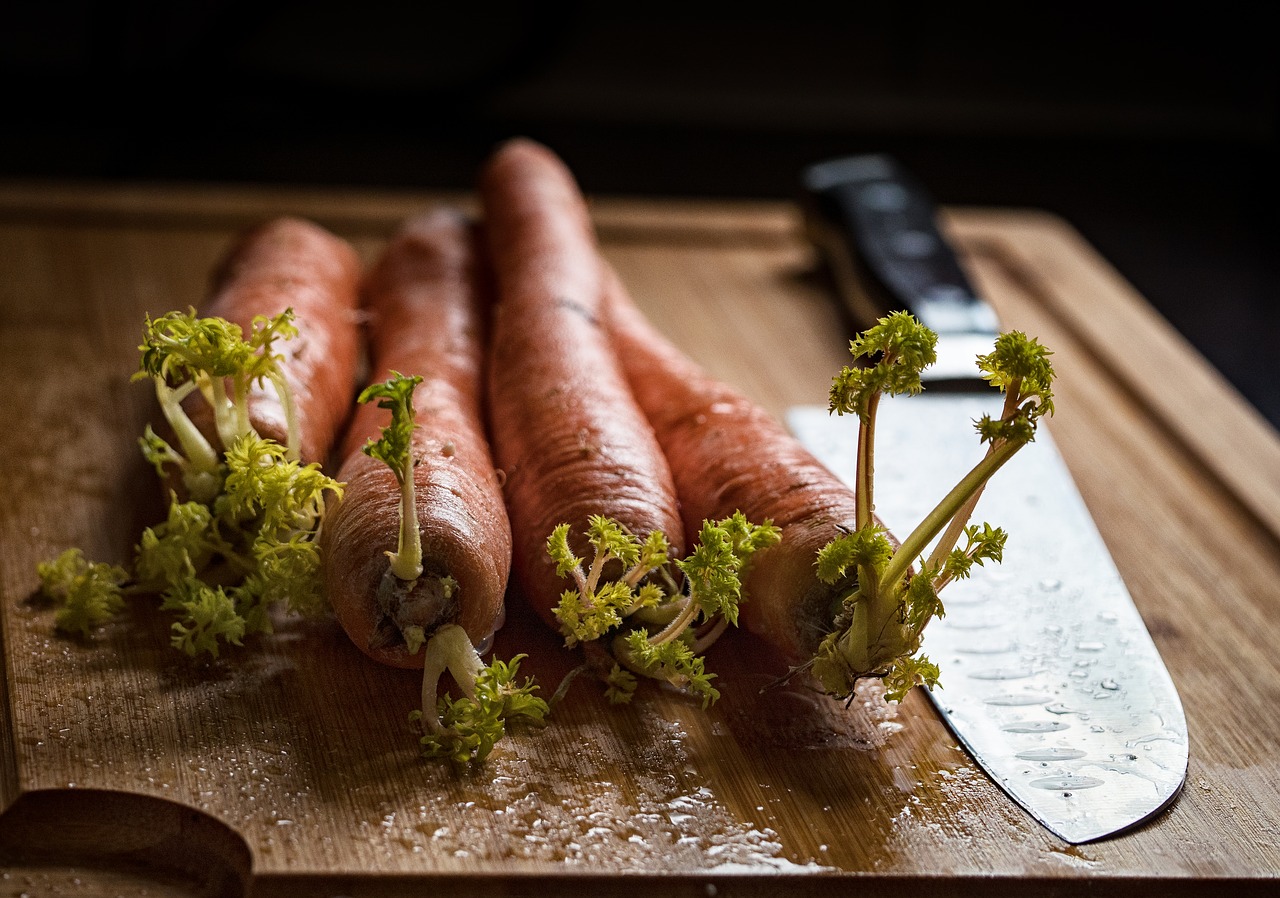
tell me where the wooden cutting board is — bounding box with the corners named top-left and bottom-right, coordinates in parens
top-left (1, 183), bottom-right (1278, 897)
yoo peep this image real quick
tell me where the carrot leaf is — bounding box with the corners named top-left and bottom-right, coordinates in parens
top-left (37, 549), bottom-right (128, 638)
top-left (676, 512), bottom-right (780, 626)
top-left (135, 307), bottom-right (301, 497)
top-left (161, 579), bottom-right (246, 659)
top-left (547, 523), bottom-right (584, 578)
top-left (359, 371), bottom-right (426, 582)
top-left (37, 311), bottom-right (342, 661)
top-left (618, 630), bottom-right (720, 709)
top-left (603, 663), bottom-right (639, 705)
top-left (412, 625), bottom-right (548, 767)
top-left (549, 512), bottom-right (778, 705)
top-left (829, 311), bottom-right (937, 421)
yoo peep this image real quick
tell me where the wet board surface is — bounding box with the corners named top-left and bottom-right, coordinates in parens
top-left (1, 183), bottom-right (1278, 897)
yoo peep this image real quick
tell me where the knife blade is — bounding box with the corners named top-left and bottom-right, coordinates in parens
top-left (790, 153), bottom-right (1188, 843)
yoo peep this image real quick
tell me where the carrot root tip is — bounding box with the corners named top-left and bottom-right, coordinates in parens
top-left (369, 567), bottom-right (460, 653)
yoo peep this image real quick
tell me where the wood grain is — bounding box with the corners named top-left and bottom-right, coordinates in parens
top-left (1, 184), bottom-right (1277, 896)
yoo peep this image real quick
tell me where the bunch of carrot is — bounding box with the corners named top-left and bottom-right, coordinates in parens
top-left (321, 139), bottom-right (794, 730)
top-left (46, 136), bottom-right (998, 768)
top-left (471, 140), bottom-right (862, 688)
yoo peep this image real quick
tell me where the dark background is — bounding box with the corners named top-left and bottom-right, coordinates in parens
top-left (5, 2), bottom-right (1276, 428)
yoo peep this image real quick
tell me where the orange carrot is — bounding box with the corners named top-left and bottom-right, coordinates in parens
top-left (479, 139), bottom-right (685, 631)
top-left (601, 265), bottom-right (866, 666)
top-left (322, 208), bottom-right (511, 670)
top-left (187, 216), bottom-right (362, 466)
top-left (48, 218), bottom-right (359, 659)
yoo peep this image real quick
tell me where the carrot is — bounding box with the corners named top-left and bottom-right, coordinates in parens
top-left (322, 208), bottom-right (511, 670)
top-left (319, 208), bottom-right (544, 765)
top-left (187, 216), bottom-right (362, 466)
top-left (600, 264), bottom-right (864, 666)
top-left (40, 218), bottom-right (357, 658)
top-left (479, 139), bottom-right (686, 633)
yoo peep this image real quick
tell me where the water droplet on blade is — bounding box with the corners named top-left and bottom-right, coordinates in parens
top-left (1016, 748), bottom-right (1087, 761)
top-left (1031, 775), bottom-right (1105, 790)
top-left (1002, 721), bottom-right (1070, 734)
top-left (984, 693), bottom-right (1052, 706)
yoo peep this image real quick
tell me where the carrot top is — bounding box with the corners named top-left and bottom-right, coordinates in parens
top-left (39, 309), bottom-right (342, 660)
top-left (810, 312), bottom-right (1055, 702)
top-left (137, 307), bottom-right (302, 497)
top-left (548, 512), bottom-right (780, 707)
top-left (358, 371), bottom-right (426, 583)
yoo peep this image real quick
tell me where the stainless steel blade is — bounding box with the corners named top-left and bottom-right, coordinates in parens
top-left (788, 397), bottom-right (1188, 843)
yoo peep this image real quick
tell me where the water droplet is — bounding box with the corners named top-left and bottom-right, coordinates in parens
top-left (1039, 579), bottom-right (1062, 592)
top-left (1099, 678), bottom-right (1120, 691)
top-left (984, 692), bottom-right (1053, 706)
top-left (1003, 721), bottom-right (1070, 734)
top-left (1017, 747), bottom-right (1087, 761)
top-left (1098, 611), bottom-right (1119, 624)
top-left (1031, 775), bottom-right (1105, 790)
top-left (1045, 703), bottom-right (1075, 715)
top-left (1076, 641), bottom-right (1106, 652)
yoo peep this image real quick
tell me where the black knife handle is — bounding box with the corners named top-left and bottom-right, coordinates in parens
top-left (801, 154), bottom-right (998, 336)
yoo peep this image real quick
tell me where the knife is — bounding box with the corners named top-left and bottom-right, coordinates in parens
top-left (789, 153), bottom-right (1188, 843)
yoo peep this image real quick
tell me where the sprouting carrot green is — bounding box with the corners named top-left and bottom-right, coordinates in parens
top-left (811, 313), bottom-right (1055, 701)
top-left (38, 313), bottom-right (342, 659)
top-left (357, 371), bottom-right (426, 583)
top-left (547, 511), bottom-right (779, 707)
top-left (137, 307), bottom-right (301, 490)
top-left (409, 625), bottom-right (546, 766)
top-left (36, 218), bottom-right (360, 658)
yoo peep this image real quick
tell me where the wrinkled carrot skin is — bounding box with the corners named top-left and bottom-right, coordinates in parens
top-left (480, 139), bottom-right (685, 630)
top-left (190, 216), bottom-right (362, 465)
top-left (602, 267), bottom-right (866, 664)
top-left (322, 209), bottom-right (512, 669)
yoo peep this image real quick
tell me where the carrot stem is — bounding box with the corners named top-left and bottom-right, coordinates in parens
top-left (390, 461), bottom-right (423, 581)
top-left (418, 623), bottom-right (484, 733)
top-left (268, 370), bottom-right (301, 461)
top-left (584, 550), bottom-right (609, 600)
top-left (691, 615), bottom-right (730, 655)
top-left (922, 379), bottom-right (1023, 577)
top-left (855, 392), bottom-right (880, 531)
top-left (881, 436), bottom-right (1023, 590)
top-left (647, 598), bottom-right (700, 648)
